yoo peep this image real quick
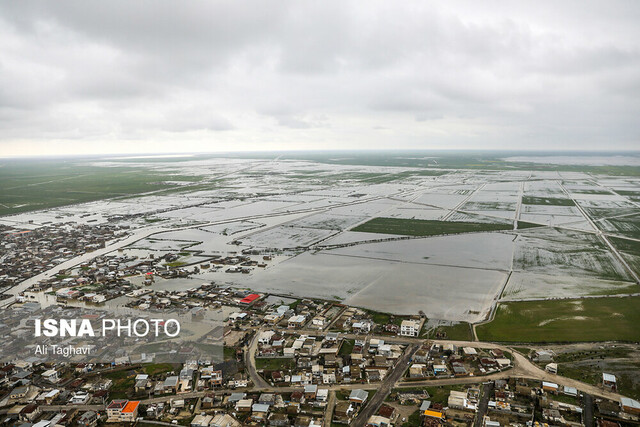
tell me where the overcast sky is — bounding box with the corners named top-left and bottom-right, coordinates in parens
top-left (1, 1), bottom-right (639, 156)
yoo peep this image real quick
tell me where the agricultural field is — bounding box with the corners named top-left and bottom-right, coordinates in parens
top-left (0, 158), bottom-right (202, 216)
top-left (351, 218), bottom-right (512, 236)
top-left (2, 151), bottom-right (640, 341)
top-left (476, 297), bottom-right (640, 342)
top-left (513, 228), bottom-right (632, 281)
top-left (522, 196), bottom-right (575, 206)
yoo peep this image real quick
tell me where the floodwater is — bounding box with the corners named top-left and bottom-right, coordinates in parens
top-left (221, 251), bottom-right (507, 322)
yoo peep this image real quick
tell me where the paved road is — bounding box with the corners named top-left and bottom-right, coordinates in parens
top-left (323, 391), bottom-right (336, 427)
top-left (473, 382), bottom-right (494, 427)
top-left (351, 343), bottom-right (420, 427)
top-left (248, 329), bottom-right (627, 402)
top-left (559, 180), bottom-right (640, 284)
top-left (583, 393), bottom-right (594, 427)
top-left (245, 329), bottom-right (270, 389)
top-left (510, 351), bottom-right (622, 401)
top-left (41, 404), bottom-right (105, 412)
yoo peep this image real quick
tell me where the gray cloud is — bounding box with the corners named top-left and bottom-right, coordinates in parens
top-left (0, 0), bottom-right (639, 155)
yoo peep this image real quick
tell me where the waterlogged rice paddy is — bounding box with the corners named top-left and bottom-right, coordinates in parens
top-left (502, 272), bottom-right (638, 300)
top-left (3, 153), bottom-right (640, 338)
top-left (231, 252), bottom-right (506, 322)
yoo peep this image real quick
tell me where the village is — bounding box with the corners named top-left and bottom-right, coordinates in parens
top-left (0, 281), bottom-right (638, 427)
top-left (0, 161), bottom-right (639, 427)
top-left (0, 223), bottom-right (126, 295)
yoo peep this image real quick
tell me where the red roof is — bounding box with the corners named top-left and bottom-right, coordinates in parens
top-left (107, 400), bottom-right (127, 410)
top-left (240, 293), bottom-right (260, 304)
top-left (122, 401), bottom-right (140, 413)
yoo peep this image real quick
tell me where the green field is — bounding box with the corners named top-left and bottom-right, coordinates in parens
top-left (351, 218), bottom-right (512, 237)
top-left (517, 221), bottom-right (545, 229)
top-left (522, 196), bottom-right (575, 206)
top-left (339, 339), bottom-right (355, 356)
top-left (255, 357), bottom-right (295, 371)
top-left (476, 296), bottom-right (640, 342)
top-left (0, 159), bottom-right (201, 216)
top-left (143, 363), bottom-right (178, 376)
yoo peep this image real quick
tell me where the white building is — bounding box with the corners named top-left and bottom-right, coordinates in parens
top-left (399, 320), bottom-right (420, 337)
top-left (41, 369), bottom-right (59, 383)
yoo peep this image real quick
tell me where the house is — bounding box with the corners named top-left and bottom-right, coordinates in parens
top-left (483, 417), bottom-right (501, 427)
top-left (229, 312), bottom-right (247, 323)
top-left (316, 388), bottom-right (329, 403)
top-left (209, 370), bottom-right (224, 387)
top-left (543, 408), bottom-right (563, 423)
top-left (69, 391), bottom-right (91, 404)
top-left (451, 362), bottom-right (468, 376)
top-left (378, 404), bottom-right (395, 420)
top-left (19, 403), bottom-right (40, 422)
top-left (135, 374), bottom-right (150, 392)
top-left (542, 382), bottom-right (559, 393)
top-left (334, 401), bottom-right (354, 424)
top-left (264, 314), bottom-right (282, 324)
top-left (603, 373), bottom-right (617, 391)
top-left (423, 409), bottom-right (444, 420)
top-left (10, 385), bottom-right (39, 402)
top-left (228, 392), bottom-right (246, 405)
top-left (191, 414), bottom-right (213, 427)
top-left (41, 369), bottom-right (59, 383)
top-left (448, 390), bottom-right (467, 409)
top-left (106, 400), bottom-right (127, 423)
top-left (352, 321), bottom-right (371, 334)
top-left (325, 332), bottom-right (339, 342)
top-left (463, 347), bottom-right (478, 356)
top-left (288, 315), bottom-right (306, 329)
top-left (433, 364), bottom-right (448, 375)
top-left (239, 293), bottom-right (260, 305)
top-left (322, 372), bottom-right (336, 384)
top-left (253, 403), bottom-right (271, 414)
top-left (163, 376), bottom-right (179, 393)
top-left (211, 413), bottom-right (241, 427)
top-left (311, 316), bottom-right (325, 329)
top-left (367, 415), bottom-right (391, 426)
top-left (409, 364), bottom-right (426, 378)
top-left (413, 349), bottom-right (429, 363)
top-left (258, 330), bottom-right (276, 345)
top-left (378, 344), bottom-right (392, 357)
top-left (259, 393), bottom-right (276, 406)
top-left (42, 389), bottom-right (60, 405)
top-left (400, 320), bottom-right (419, 337)
top-left (304, 384), bottom-right (318, 400)
top-left (121, 401), bottom-right (140, 422)
top-left (621, 397), bottom-right (640, 415)
top-left (533, 350), bottom-right (554, 363)
top-left (77, 410), bottom-right (99, 427)
top-left (236, 398), bottom-right (253, 412)
top-left (349, 389), bottom-right (369, 405)
top-left (495, 358), bottom-right (511, 368)
top-left (269, 413), bottom-right (290, 426)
